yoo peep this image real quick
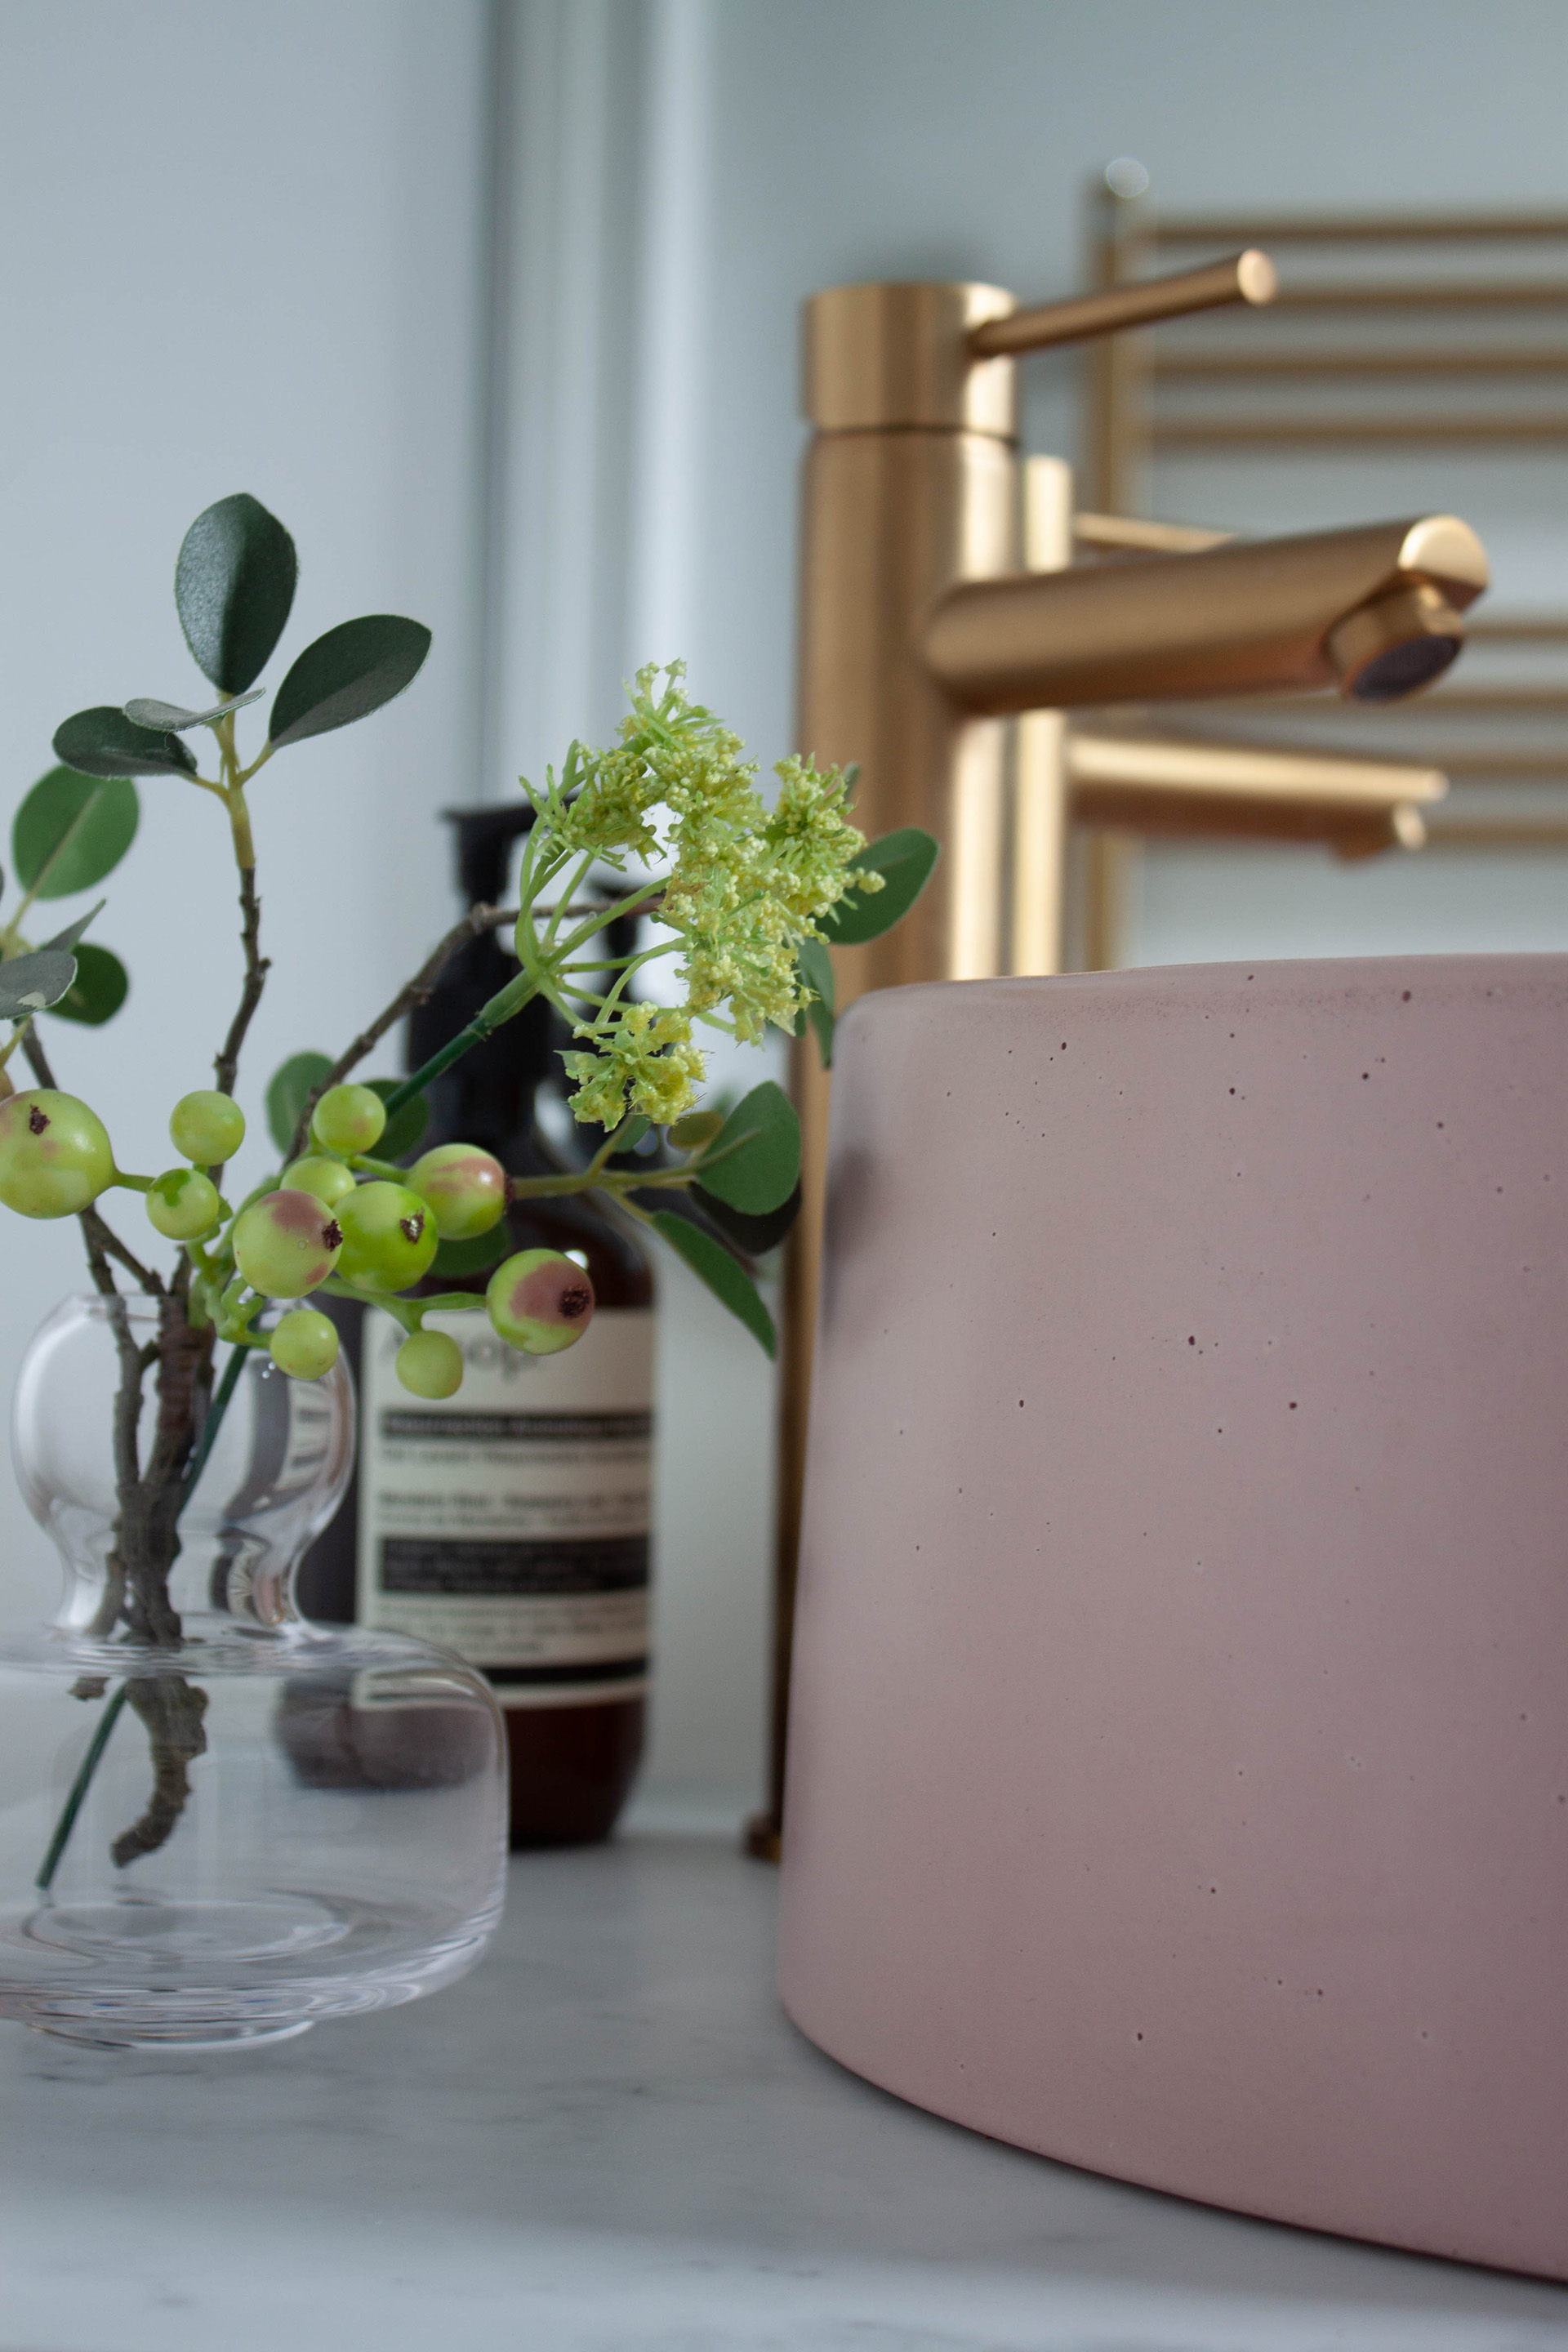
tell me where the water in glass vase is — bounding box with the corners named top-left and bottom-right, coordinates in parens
top-left (0, 1292), bottom-right (506, 2048)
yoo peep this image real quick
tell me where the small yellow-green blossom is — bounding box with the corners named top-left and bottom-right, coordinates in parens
top-left (528, 665), bottom-right (880, 1129)
top-left (560, 1003), bottom-right (706, 1128)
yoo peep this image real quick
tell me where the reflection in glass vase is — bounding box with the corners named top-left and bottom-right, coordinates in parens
top-left (0, 1292), bottom-right (506, 2047)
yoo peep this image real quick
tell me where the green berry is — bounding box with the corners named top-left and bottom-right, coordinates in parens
top-left (408, 1143), bottom-right (510, 1241)
top-left (270, 1307), bottom-right (340, 1379)
top-left (311, 1084), bottom-right (386, 1156)
top-left (281, 1154), bottom-right (359, 1210)
top-left (396, 1328), bottom-right (464, 1399)
top-left (145, 1166), bottom-right (220, 1241)
top-left (231, 1188), bottom-right (344, 1298)
top-left (169, 1089), bottom-right (245, 1166)
top-left (0, 1090), bottom-right (115, 1220)
top-left (334, 1181), bottom-right (437, 1293)
top-left (486, 1249), bottom-right (595, 1355)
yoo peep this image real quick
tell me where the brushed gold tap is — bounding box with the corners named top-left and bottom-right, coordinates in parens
top-left (923, 514), bottom-right (1488, 714)
top-left (748, 255), bottom-right (1491, 1864)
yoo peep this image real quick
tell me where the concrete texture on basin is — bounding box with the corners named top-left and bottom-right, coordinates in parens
top-left (780, 957), bottom-right (1568, 2279)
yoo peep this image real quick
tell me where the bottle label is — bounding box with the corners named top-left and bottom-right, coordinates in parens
top-left (356, 1304), bottom-right (653, 1706)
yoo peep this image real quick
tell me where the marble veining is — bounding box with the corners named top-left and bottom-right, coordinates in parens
top-left (0, 1837), bottom-right (1565, 2350)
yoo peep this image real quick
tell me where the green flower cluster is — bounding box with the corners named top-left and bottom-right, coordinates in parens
top-left (560, 1001), bottom-right (705, 1129)
top-left (537, 665), bottom-right (880, 1129)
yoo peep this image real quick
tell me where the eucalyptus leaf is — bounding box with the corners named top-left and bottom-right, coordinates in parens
top-left (176, 494), bottom-right (298, 693)
top-left (649, 1209), bottom-right (776, 1356)
top-left (691, 1178), bottom-right (802, 1257)
top-left (123, 689), bottom-right (264, 733)
top-left (803, 992), bottom-right (835, 1067)
top-left (668, 1107), bottom-right (723, 1151)
top-left (266, 1050), bottom-right (333, 1156)
top-left (0, 948), bottom-right (77, 1019)
top-left (797, 933), bottom-right (835, 1017)
top-left (367, 1076), bottom-right (429, 1162)
top-left (41, 899), bottom-right (105, 955)
top-left (13, 769), bottom-right (139, 898)
top-left (693, 1080), bottom-right (800, 1217)
top-left (268, 616), bottom-right (432, 751)
top-left (606, 1113), bottom-right (651, 1159)
top-left (795, 934), bottom-right (836, 1068)
top-left (50, 943), bottom-right (127, 1027)
top-left (822, 826), bottom-right (940, 947)
top-left (54, 708), bottom-right (196, 782)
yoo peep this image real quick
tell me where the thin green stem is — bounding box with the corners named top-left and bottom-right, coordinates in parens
top-left (551, 875), bottom-right (668, 963)
top-left (505, 1163), bottom-right (695, 1200)
top-left (179, 1345), bottom-right (246, 1509)
top-left (35, 1686), bottom-right (129, 1893)
top-left (317, 1281), bottom-right (484, 1334)
top-left (286, 905), bottom-right (520, 1162)
top-left (541, 853), bottom-right (596, 956)
top-left (379, 964), bottom-right (541, 1119)
top-left (561, 941), bottom-right (677, 977)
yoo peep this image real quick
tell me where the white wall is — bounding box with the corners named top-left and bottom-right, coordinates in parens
top-left (0, 0), bottom-right (492, 1612)
top-left (6, 0), bottom-right (1568, 1825)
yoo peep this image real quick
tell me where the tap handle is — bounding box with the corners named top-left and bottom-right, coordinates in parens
top-left (969, 251), bottom-right (1276, 360)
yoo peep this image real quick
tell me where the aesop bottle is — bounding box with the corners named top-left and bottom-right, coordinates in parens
top-left (297, 807), bottom-right (654, 1845)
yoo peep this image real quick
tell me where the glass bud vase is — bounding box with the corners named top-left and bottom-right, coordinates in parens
top-left (0, 1294), bottom-right (506, 2048)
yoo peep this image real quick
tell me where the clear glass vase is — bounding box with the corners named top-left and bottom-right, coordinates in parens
top-left (0, 1293), bottom-right (506, 2047)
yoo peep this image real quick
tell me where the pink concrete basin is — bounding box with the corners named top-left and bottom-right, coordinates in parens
top-left (779, 956), bottom-right (1568, 2278)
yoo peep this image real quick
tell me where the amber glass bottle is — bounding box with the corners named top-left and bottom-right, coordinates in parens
top-left (296, 807), bottom-right (655, 1846)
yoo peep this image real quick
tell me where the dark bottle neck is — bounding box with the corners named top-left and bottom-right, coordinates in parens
top-left (409, 964), bottom-right (552, 1156)
top-left (409, 803), bottom-right (550, 1157)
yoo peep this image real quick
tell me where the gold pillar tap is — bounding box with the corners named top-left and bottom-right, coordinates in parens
top-left (746, 254), bottom-right (1490, 1862)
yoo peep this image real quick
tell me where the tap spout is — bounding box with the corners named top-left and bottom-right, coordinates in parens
top-left (922, 515), bottom-right (1490, 712)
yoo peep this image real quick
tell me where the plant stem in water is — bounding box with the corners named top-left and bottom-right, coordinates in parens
top-left (35, 1686), bottom-right (129, 1892)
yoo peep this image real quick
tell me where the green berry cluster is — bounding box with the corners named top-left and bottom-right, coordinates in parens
top-left (0, 1076), bottom-right (594, 1395)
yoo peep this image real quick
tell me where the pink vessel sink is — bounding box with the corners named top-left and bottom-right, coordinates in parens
top-left (779, 957), bottom-right (1568, 2279)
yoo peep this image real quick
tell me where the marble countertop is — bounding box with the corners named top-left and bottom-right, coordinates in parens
top-left (2, 1834), bottom-right (1567, 2351)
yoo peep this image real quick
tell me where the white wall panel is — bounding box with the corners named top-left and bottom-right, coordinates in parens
top-left (0, 0), bottom-right (491, 1621)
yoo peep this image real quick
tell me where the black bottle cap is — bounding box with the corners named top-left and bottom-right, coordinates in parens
top-left (443, 802), bottom-right (537, 908)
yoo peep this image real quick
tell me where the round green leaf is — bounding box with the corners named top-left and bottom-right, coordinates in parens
top-left (669, 1108), bottom-right (723, 1150)
top-left (822, 826), bottom-right (940, 947)
top-left (794, 934), bottom-right (837, 1067)
top-left (53, 708), bottom-right (196, 782)
top-left (649, 1209), bottom-right (776, 1356)
top-left (268, 616), bottom-right (432, 751)
top-left (796, 933), bottom-right (836, 1016)
top-left (266, 1051), bottom-right (334, 1156)
top-left (0, 947), bottom-right (77, 1018)
top-left (49, 943), bottom-right (128, 1027)
top-left (367, 1076), bottom-right (430, 1162)
top-left (176, 495), bottom-right (298, 694)
top-left (41, 902), bottom-right (105, 956)
top-left (693, 1080), bottom-right (801, 1217)
top-left (430, 1227), bottom-right (509, 1279)
top-left (12, 769), bottom-right (139, 899)
top-left (691, 1178), bottom-right (801, 1258)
